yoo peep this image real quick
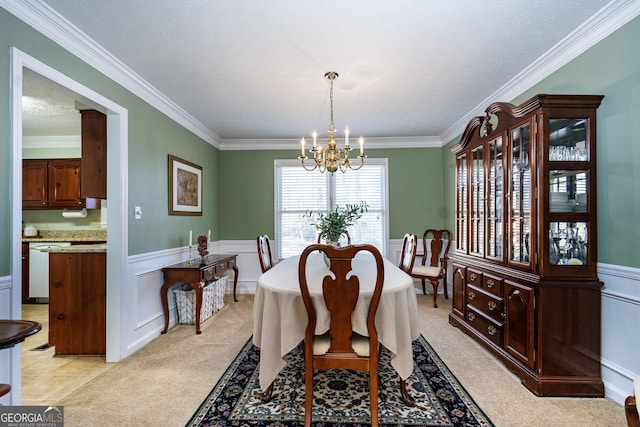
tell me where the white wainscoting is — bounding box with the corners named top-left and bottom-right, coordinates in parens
top-left (120, 240), bottom-right (638, 406)
top-left (598, 263), bottom-right (640, 404)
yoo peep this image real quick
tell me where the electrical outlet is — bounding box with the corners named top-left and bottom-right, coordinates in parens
top-left (134, 206), bottom-right (142, 220)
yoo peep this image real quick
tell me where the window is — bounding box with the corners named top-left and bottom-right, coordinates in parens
top-left (275, 159), bottom-right (388, 258)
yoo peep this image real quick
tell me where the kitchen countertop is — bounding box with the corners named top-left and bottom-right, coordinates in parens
top-left (22, 229), bottom-right (107, 243)
top-left (40, 243), bottom-right (107, 253)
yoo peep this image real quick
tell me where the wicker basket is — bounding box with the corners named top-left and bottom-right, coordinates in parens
top-left (172, 276), bottom-right (227, 324)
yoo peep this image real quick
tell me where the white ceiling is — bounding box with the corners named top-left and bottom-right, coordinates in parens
top-left (13, 0), bottom-right (638, 147)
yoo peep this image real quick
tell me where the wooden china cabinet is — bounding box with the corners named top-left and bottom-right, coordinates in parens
top-left (448, 94), bottom-right (604, 397)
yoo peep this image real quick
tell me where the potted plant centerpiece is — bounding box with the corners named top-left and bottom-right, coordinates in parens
top-left (305, 202), bottom-right (368, 246)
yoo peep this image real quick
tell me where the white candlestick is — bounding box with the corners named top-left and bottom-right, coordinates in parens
top-left (301, 138), bottom-right (305, 156)
top-left (189, 230), bottom-right (192, 246)
top-left (207, 229), bottom-right (211, 242)
top-left (312, 131), bottom-right (317, 147)
top-left (359, 136), bottom-right (364, 155)
top-left (345, 126), bottom-right (350, 148)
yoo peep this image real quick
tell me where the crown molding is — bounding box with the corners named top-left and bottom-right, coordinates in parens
top-left (219, 135), bottom-right (442, 151)
top-left (4, 0), bottom-right (638, 151)
top-left (440, 0), bottom-right (640, 146)
top-left (1, 0), bottom-right (222, 148)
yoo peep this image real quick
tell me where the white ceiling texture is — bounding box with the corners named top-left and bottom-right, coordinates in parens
top-left (9, 0), bottom-right (640, 149)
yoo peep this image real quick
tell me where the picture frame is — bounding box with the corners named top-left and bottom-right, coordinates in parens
top-left (168, 154), bottom-right (202, 216)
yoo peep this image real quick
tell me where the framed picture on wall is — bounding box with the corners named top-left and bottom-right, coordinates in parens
top-left (168, 154), bottom-right (202, 215)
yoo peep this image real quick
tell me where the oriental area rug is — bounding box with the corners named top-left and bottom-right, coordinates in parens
top-left (187, 335), bottom-right (493, 426)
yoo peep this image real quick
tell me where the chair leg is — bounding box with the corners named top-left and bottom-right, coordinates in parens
top-left (259, 382), bottom-right (273, 402)
top-left (421, 279), bottom-right (426, 295)
top-left (400, 378), bottom-right (415, 406)
top-left (304, 373), bottom-right (313, 427)
top-left (370, 368), bottom-right (379, 426)
top-left (430, 280), bottom-right (439, 308)
top-left (443, 278), bottom-right (449, 299)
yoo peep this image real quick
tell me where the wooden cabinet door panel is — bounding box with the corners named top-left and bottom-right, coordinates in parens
top-left (22, 160), bottom-right (48, 207)
top-left (81, 110), bottom-right (107, 199)
top-left (48, 159), bottom-right (83, 207)
top-left (504, 280), bottom-right (535, 369)
top-left (49, 253), bottom-right (106, 355)
top-left (451, 264), bottom-right (465, 317)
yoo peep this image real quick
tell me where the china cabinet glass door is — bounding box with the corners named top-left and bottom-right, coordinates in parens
top-left (509, 123), bottom-right (532, 267)
top-left (456, 154), bottom-right (468, 252)
top-left (547, 117), bottom-right (591, 267)
top-left (470, 147), bottom-right (484, 256)
top-left (487, 137), bottom-right (504, 260)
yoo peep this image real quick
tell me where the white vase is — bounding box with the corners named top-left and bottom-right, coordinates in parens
top-left (323, 240), bottom-right (339, 267)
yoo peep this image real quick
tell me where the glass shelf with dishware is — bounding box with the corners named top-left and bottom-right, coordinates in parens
top-left (549, 221), bottom-right (588, 266)
top-left (548, 118), bottom-right (589, 162)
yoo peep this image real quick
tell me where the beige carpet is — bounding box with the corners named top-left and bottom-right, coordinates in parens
top-left (45, 294), bottom-right (623, 426)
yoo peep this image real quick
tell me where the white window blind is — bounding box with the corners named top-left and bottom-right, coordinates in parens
top-left (275, 159), bottom-right (388, 259)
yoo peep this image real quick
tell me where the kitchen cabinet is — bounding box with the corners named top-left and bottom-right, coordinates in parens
top-left (80, 110), bottom-right (107, 199)
top-left (448, 94), bottom-right (604, 397)
top-left (48, 252), bottom-right (105, 355)
top-left (22, 159), bottom-right (83, 209)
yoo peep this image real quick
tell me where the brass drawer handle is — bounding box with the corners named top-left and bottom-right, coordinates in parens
top-left (488, 325), bottom-right (497, 336)
top-left (487, 279), bottom-right (495, 288)
top-left (468, 312), bottom-right (476, 322)
top-left (468, 291), bottom-right (476, 300)
top-left (501, 311), bottom-right (506, 319)
top-left (488, 301), bottom-right (497, 311)
top-left (470, 273), bottom-right (477, 281)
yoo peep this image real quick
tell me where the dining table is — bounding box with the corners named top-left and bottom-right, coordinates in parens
top-left (253, 250), bottom-right (420, 397)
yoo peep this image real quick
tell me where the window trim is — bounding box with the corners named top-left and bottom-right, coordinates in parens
top-left (274, 158), bottom-right (389, 259)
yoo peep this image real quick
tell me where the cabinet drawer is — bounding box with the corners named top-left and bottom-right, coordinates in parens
top-left (467, 284), bottom-right (504, 323)
top-left (482, 273), bottom-right (504, 296)
top-left (466, 305), bottom-right (503, 347)
top-left (466, 268), bottom-right (482, 287)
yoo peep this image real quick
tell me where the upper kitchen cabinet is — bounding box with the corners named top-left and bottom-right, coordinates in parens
top-left (80, 110), bottom-right (107, 199)
top-left (23, 158), bottom-right (83, 209)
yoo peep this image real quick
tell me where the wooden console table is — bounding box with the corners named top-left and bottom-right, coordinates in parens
top-left (160, 254), bottom-right (238, 334)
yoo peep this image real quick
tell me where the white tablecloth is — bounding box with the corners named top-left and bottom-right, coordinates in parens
top-left (253, 251), bottom-right (420, 390)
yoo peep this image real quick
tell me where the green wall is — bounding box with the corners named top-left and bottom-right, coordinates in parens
top-left (0, 9), bottom-right (221, 273)
top-left (442, 15), bottom-right (640, 267)
top-left (219, 147), bottom-right (444, 240)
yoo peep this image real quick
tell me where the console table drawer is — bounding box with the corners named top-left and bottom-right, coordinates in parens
top-left (466, 305), bottom-right (503, 347)
top-left (203, 265), bottom-right (217, 282)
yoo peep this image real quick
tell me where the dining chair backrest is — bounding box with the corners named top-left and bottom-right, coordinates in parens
top-left (298, 243), bottom-right (384, 426)
top-left (256, 234), bottom-right (275, 273)
top-left (399, 233), bottom-right (418, 274)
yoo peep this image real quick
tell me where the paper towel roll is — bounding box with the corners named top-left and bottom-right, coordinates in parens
top-left (62, 209), bottom-right (87, 218)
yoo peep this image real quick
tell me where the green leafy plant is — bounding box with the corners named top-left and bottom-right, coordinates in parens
top-left (305, 202), bottom-right (368, 243)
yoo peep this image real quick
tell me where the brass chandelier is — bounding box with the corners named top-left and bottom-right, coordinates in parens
top-left (299, 71), bottom-right (365, 174)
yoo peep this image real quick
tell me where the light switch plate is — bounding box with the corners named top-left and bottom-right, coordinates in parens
top-left (134, 206), bottom-right (142, 219)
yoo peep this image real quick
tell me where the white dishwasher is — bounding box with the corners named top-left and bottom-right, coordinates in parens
top-left (28, 242), bottom-right (71, 298)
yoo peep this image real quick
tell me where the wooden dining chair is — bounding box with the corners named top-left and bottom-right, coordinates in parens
top-left (398, 233), bottom-right (417, 274)
top-left (316, 230), bottom-right (351, 245)
top-left (256, 234), bottom-right (275, 273)
top-left (410, 229), bottom-right (451, 308)
top-left (298, 244), bottom-right (384, 427)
